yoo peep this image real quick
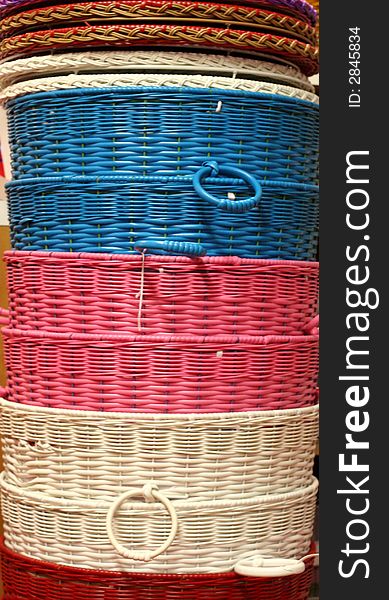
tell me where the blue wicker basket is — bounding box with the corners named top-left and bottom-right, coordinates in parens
top-left (6, 168), bottom-right (318, 259)
top-left (6, 86), bottom-right (319, 185)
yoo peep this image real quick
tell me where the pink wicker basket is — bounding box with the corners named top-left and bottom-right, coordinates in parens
top-left (2, 328), bottom-right (318, 412)
top-left (4, 251), bottom-right (319, 337)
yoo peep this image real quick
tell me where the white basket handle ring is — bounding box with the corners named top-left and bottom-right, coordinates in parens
top-left (234, 556), bottom-right (306, 577)
top-left (106, 483), bottom-right (178, 562)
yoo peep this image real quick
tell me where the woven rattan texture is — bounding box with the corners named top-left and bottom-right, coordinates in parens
top-left (0, 52), bottom-right (315, 92)
top-left (0, 73), bottom-right (319, 101)
top-left (0, 2), bottom-right (317, 45)
top-left (2, 328), bottom-right (319, 412)
top-left (1, 540), bottom-right (316, 600)
top-left (0, 398), bottom-right (319, 500)
top-left (5, 86), bottom-right (319, 183)
top-left (1, 474), bottom-right (318, 572)
top-left (4, 251), bottom-right (319, 336)
top-left (0, 0), bottom-right (318, 26)
top-left (309, 0), bottom-right (318, 36)
top-left (0, 25), bottom-right (319, 75)
top-left (7, 176), bottom-right (319, 260)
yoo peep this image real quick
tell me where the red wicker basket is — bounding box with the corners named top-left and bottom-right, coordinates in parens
top-left (0, 1), bottom-right (317, 46)
top-left (0, 539), bottom-right (316, 600)
top-left (0, 24), bottom-right (319, 75)
top-left (2, 328), bottom-right (319, 412)
top-left (4, 251), bottom-right (319, 337)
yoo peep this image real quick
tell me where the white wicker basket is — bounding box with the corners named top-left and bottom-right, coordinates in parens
top-left (0, 51), bottom-right (315, 92)
top-left (0, 72), bottom-right (319, 103)
top-left (0, 474), bottom-right (318, 573)
top-left (0, 398), bottom-right (318, 501)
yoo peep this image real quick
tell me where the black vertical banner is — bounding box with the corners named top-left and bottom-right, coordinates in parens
top-left (320, 0), bottom-right (388, 598)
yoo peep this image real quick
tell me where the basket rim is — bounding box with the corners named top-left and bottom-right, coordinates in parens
top-left (3, 249), bottom-right (319, 269)
top-left (0, 472), bottom-right (319, 509)
top-left (0, 537), bottom-right (316, 579)
top-left (0, 74), bottom-right (319, 105)
top-left (1, 72), bottom-right (319, 103)
top-left (0, 51), bottom-right (314, 93)
top-left (0, 1), bottom-right (317, 44)
top-left (0, 24), bottom-right (319, 76)
top-left (5, 176), bottom-right (319, 193)
top-left (2, 326), bottom-right (319, 344)
top-left (0, 396), bottom-right (319, 422)
top-left (0, 0), bottom-right (318, 26)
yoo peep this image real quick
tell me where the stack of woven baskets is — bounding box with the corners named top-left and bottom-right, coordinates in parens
top-left (0, 0), bottom-right (319, 598)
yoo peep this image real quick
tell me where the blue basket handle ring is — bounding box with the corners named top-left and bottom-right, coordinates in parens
top-left (192, 161), bottom-right (262, 214)
top-left (135, 239), bottom-right (206, 257)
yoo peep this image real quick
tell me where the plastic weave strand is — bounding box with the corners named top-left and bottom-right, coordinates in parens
top-left (0, 474), bottom-right (318, 573)
top-left (0, 1), bottom-right (317, 45)
top-left (1, 540), bottom-right (316, 600)
top-left (2, 329), bottom-right (319, 412)
top-left (0, 24), bottom-right (319, 75)
top-left (4, 251), bottom-right (319, 336)
top-left (5, 86), bottom-right (319, 183)
top-left (0, 398), bottom-right (319, 500)
top-left (0, 52), bottom-right (315, 92)
top-left (0, 0), bottom-right (318, 26)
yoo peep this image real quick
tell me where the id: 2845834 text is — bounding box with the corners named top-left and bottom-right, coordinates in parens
top-left (348, 27), bottom-right (361, 108)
